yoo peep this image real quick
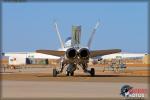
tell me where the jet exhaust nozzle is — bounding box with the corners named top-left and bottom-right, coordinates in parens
top-left (79, 48), bottom-right (90, 59)
top-left (66, 48), bottom-right (77, 59)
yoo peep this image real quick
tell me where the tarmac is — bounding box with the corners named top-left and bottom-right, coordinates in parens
top-left (1, 80), bottom-right (149, 99)
top-left (0, 66), bottom-right (150, 99)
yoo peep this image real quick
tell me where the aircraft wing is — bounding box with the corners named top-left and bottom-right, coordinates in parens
top-left (90, 49), bottom-right (121, 58)
top-left (36, 50), bottom-right (65, 57)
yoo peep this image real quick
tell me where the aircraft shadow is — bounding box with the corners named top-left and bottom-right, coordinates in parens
top-left (37, 74), bottom-right (124, 77)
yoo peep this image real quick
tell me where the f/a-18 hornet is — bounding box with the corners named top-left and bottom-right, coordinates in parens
top-left (36, 21), bottom-right (121, 77)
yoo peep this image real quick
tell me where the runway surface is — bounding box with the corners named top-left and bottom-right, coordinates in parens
top-left (1, 75), bottom-right (149, 99)
top-left (1, 80), bottom-right (149, 99)
top-left (1, 66), bottom-right (149, 99)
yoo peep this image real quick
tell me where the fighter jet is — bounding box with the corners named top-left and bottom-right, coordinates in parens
top-left (36, 21), bottom-right (121, 77)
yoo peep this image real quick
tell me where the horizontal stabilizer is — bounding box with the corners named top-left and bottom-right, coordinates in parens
top-left (90, 49), bottom-right (121, 58)
top-left (36, 50), bottom-right (65, 57)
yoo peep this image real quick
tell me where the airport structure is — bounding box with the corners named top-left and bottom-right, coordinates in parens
top-left (1, 52), bottom-right (59, 65)
top-left (101, 53), bottom-right (150, 65)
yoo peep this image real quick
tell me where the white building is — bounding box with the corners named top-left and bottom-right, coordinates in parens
top-left (4, 52), bottom-right (60, 65)
top-left (101, 52), bottom-right (145, 59)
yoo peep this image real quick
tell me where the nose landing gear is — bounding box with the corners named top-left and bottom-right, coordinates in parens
top-left (66, 71), bottom-right (74, 76)
top-left (53, 66), bottom-right (95, 77)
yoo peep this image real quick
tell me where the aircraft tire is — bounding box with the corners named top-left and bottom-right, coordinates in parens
top-left (53, 69), bottom-right (57, 77)
top-left (66, 71), bottom-right (70, 76)
top-left (70, 72), bottom-right (74, 76)
top-left (90, 68), bottom-right (95, 77)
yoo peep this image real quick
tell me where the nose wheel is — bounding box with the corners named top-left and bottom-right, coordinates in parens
top-left (66, 71), bottom-right (74, 76)
top-left (90, 68), bottom-right (95, 76)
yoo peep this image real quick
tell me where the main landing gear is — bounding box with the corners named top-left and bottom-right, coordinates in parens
top-left (90, 68), bottom-right (95, 77)
top-left (53, 68), bottom-right (58, 77)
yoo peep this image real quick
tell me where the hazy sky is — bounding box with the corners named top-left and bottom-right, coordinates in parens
top-left (2, 2), bottom-right (148, 53)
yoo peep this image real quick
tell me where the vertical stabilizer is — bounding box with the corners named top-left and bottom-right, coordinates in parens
top-left (87, 21), bottom-right (100, 49)
top-left (54, 22), bottom-right (65, 48)
top-left (71, 26), bottom-right (81, 47)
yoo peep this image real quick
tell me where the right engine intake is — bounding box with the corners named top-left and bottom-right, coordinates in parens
top-left (79, 48), bottom-right (90, 59)
top-left (66, 48), bottom-right (77, 59)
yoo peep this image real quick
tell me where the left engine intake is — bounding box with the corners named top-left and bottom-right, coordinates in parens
top-left (66, 48), bottom-right (77, 59)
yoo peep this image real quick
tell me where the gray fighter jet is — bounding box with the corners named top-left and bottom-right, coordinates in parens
top-left (36, 21), bottom-right (121, 77)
